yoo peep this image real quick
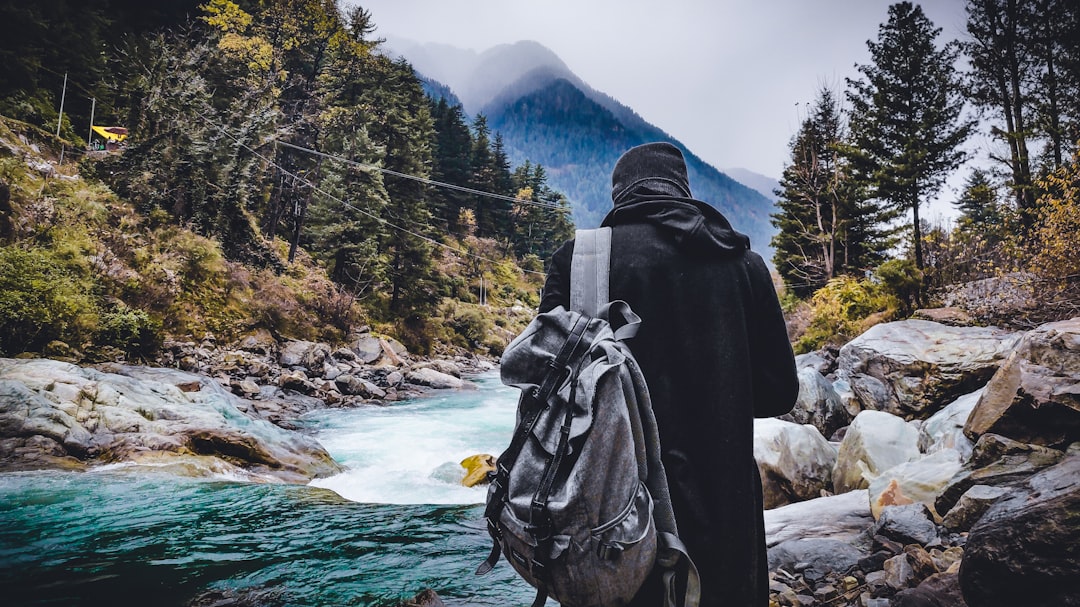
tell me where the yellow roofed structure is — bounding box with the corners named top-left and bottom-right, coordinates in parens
top-left (90, 126), bottom-right (128, 142)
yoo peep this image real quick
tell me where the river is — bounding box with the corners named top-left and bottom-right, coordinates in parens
top-left (0, 371), bottom-right (548, 606)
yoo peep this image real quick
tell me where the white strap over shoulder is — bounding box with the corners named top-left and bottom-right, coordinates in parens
top-left (569, 227), bottom-right (611, 317)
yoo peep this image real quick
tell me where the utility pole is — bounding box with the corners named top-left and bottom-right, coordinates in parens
top-left (87, 97), bottom-right (96, 149)
top-left (56, 73), bottom-right (68, 137)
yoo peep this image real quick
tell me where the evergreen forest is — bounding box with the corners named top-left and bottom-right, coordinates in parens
top-left (769, 1), bottom-right (1080, 352)
top-left (0, 0), bottom-right (573, 358)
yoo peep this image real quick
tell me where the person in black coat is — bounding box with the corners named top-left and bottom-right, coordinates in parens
top-left (538, 142), bottom-right (799, 607)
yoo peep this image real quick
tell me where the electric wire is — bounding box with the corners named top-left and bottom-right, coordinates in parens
top-left (205, 113), bottom-right (549, 276)
top-left (275, 140), bottom-right (567, 212)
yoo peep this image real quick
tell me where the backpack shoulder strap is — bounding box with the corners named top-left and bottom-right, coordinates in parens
top-left (570, 227), bottom-right (611, 317)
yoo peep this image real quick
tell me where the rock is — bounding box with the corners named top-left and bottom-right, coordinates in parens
top-left (872, 503), bottom-right (939, 546)
top-left (0, 358), bottom-right (342, 482)
top-left (883, 553), bottom-right (917, 590)
top-left (334, 374), bottom-right (387, 399)
top-left (780, 368), bottom-right (851, 439)
top-left (831, 378), bottom-right (863, 421)
top-left (940, 484), bottom-right (1008, 532)
top-left (795, 350), bottom-right (836, 377)
top-left (234, 328), bottom-right (277, 356)
top-left (867, 449), bottom-right (964, 520)
top-left (279, 370), bottom-right (316, 394)
top-left (836, 320), bottom-right (1019, 419)
top-left (279, 340), bottom-right (330, 374)
top-left (352, 334), bottom-right (383, 364)
top-left (413, 359), bottom-right (463, 378)
top-left (404, 367), bottom-right (469, 390)
top-left (385, 371), bottom-right (404, 386)
top-left (764, 490), bottom-right (874, 547)
top-left (460, 453), bottom-right (496, 487)
top-left (934, 433), bottom-right (1065, 516)
top-left (964, 318), bottom-right (1080, 449)
top-left (959, 448), bottom-right (1080, 607)
top-left (767, 539), bottom-right (867, 584)
top-left (891, 572), bottom-right (968, 607)
top-left (396, 589), bottom-right (446, 607)
top-left (833, 410), bottom-right (920, 493)
top-left (331, 347), bottom-right (356, 362)
top-left (942, 272), bottom-right (1038, 322)
top-left (919, 390), bottom-right (979, 461)
top-left (911, 307), bottom-right (976, 327)
top-left (754, 418), bottom-right (837, 508)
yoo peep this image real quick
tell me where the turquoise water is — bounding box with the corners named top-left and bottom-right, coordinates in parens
top-left (0, 372), bottom-right (547, 606)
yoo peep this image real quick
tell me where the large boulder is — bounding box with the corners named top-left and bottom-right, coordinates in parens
top-left (920, 389), bottom-right (980, 461)
top-left (833, 410), bottom-right (920, 494)
top-left (867, 449), bottom-right (964, 520)
top-left (780, 368), bottom-right (851, 439)
top-left (837, 320), bottom-right (1019, 419)
top-left (0, 358), bottom-right (342, 482)
top-left (964, 318), bottom-right (1080, 449)
top-left (279, 340), bottom-right (331, 374)
top-left (764, 490), bottom-right (874, 547)
top-left (959, 446), bottom-right (1080, 607)
top-left (404, 367), bottom-right (471, 390)
top-left (753, 418), bottom-right (837, 508)
top-left (934, 433), bottom-right (1065, 517)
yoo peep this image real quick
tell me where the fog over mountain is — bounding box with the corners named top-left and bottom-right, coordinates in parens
top-left (383, 38), bottom-right (780, 257)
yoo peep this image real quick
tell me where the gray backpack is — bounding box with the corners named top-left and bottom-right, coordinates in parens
top-left (477, 228), bottom-right (700, 607)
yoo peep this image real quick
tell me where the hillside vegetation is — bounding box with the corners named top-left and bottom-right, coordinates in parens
top-left (0, 0), bottom-right (572, 360)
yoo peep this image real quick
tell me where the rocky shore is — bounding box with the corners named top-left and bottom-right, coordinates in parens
top-left (0, 326), bottom-right (494, 482)
top-left (754, 315), bottom-right (1080, 607)
top-left (2, 316), bottom-right (1077, 607)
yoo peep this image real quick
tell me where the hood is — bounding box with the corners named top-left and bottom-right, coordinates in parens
top-left (603, 142), bottom-right (750, 256)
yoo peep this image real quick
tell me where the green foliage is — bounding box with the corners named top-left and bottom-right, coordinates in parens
top-left (874, 258), bottom-right (922, 316)
top-left (0, 245), bottom-right (98, 355)
top-left (794, 275), bottom-right (893, 354)
top-left (96, 305), bottom-right (163, 358)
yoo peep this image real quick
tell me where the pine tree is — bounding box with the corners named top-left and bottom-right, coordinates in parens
top-left (963, 0), bottom-right (1039, 219)
top-left (771, 88), bottom-right (850, 295)
top-left (847, 2), bottom-right (975, 272)
top-left (469, 114), bottom-right (498, 238)
top-left (429, 98), bottom-right (474, 233)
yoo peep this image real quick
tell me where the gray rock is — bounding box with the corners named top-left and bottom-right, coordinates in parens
top-left (959, 449), bottom-right (1080, 607)
top-left (919, 389), bottom-right (980, 461)
top-left (884, 553), bottom-right (917, 590)
top-left (941, 484), bottom-right (1008, 532)
top-left (836, 320), bottom-right (1019, 419)
top-left (964, 317), bottom-right (1080, 449)
top-left (767, 538), bottom-right (867, 584)
top-left (764, 490), bottom-right (874, 547)
top-left (404, 367), bottom-right (470, 390)
top-left (754, 418), bottom-right (837, 508)
top-left (234, 328), bottom-right (277, 356)
top-left (352, 334), bottom-right (383, 364)
top-left (780, 368), bottom-right (851, 439)
top-left (934, 433), bottom-right (1065, 516)
top-left (279, 340), bottom-right (330, 373)
top-left (833, 410), bottom-right (920, 493)
top-left (866, 448), bottom-right (964, 521)
top-left (335, 374), bottom-right (387, 399)
top-left (795, 350), bottom-right (836, 376)
top-left (0, 358), bottom-right (342, 482)
top-left (891, 572), bottom-right (969, 607)
top-left (872, 503), bottom-right (939, 546)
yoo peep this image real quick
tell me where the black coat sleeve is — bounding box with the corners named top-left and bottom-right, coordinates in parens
top-left (538, 239), bottom-right (574, 313)
top-left (747, 253), bottom-right (799, 418)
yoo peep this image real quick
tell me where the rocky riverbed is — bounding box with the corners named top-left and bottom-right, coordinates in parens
top-left (2, 316), bottom-right (1078, 607)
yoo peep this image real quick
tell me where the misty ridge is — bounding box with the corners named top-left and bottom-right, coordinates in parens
top-left (382, 37), bottom-right (779, 255)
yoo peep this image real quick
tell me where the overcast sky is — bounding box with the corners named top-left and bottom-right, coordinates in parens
top-left (347, 0), bottom-right (974, 221)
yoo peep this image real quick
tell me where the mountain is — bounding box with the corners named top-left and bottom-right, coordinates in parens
top-left (724, 168), bottom-right (781, 203)
top-left (384, 39), bottom-right (778, 255)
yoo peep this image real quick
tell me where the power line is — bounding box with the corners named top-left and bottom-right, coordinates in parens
top-left (274, 139), bottom-right (568, 212)
top-left (204, 113), bottom-right (548, 276)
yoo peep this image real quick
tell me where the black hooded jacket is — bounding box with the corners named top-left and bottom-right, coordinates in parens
top-left (538, 143), bottom-right (798, 607)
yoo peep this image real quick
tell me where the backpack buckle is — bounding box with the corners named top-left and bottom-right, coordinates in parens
top-left (597, 541), bottom-right (624, 560)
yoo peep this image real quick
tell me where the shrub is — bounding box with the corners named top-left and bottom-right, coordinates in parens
top-left (95, 305), bottom-right (163, 359)
top-left (0, 245), bottom-right (99, 355)
top-left (794, 275), bottom-right (893, 354)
